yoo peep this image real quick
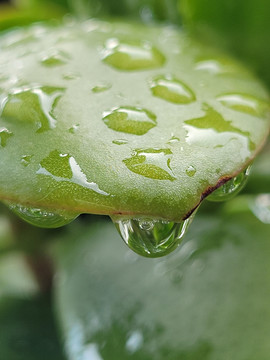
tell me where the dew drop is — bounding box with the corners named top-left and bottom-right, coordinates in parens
top-left (8, 204), bottom-right (78, 229)
top-left (69, 124), bottom-right (80, 134)
top-left (41, 50), bottom-right (70, 67)
top-left (150, 75), bottom-right (196, 104)
top-left (207, 166), bottom-right (251, 202)
top-left (112, 215), bottom-right (194, 258)
top-left (0, 128), bottom-right (13, 147)
top-left (21, 155), bottom-right (32, 167)
top-left (91, 83), bottom-right (111, 93)
top-left (37, 150), bottom-right (109, 196)
top-left (167, 135), bottom-right (180, 144)
top-left (102, 38), bottom-right (165, 71)
top-left (216, 93), bottom-right (270, 118)
top-left (112, 139), bottom-right (128, 145)
top-left (103, 106), bottom-right (157, 135)
top-left (250, 194), bottom-right (270, 224)
top-left (63, 72), bottom-right (81, 80)
top-left (1, 86), bottom-right (65, 133)
top-left (123, 148), bottom-right (176, 181)
top-left (186, 165), bottom-right (196, 177)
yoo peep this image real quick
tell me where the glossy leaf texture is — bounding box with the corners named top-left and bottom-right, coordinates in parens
top-left (0, 20), bottom-right (269, 223)
top-left (53, 203), bottom-right (270, 360)
top-left (68, 0), bottom-right (181, 24)
top-left (179, 0), bottom-right (270, 87)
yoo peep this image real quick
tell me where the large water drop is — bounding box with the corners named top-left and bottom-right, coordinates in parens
top-left (103, 106), bottom-right (156, 135)
top-left (102, 38), bottom-right (165, 71)
top-left (1, 86), bottom-right (65, 133)
top-left (150, 75), bottom-right (195, 104)
top-left (112, 215), bottom-right (194, 258)
top-left (8, 204), bottom-right (78, 228)
top-left (216, 93), bottom-right (270, 118)
top-left (123, 148), bottom-right (176, 181)
top-left (207, 166), bottom-right (251, 202)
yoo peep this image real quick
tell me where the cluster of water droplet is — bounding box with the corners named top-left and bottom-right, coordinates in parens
top-left (207, 166), bottom-right (251, 202)
top-left (8, 204), bottom-right (78, 228)
top-left (112, 215), bottom-right (194, 258)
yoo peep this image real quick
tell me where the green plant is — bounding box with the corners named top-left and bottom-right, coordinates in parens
top-left (0, 1), bottom-right (269, 359)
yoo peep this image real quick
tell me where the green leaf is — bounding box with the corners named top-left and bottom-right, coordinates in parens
top-left (179, 0), bottom-right (270, 87)
top-left (53, 202), bottom-right (270, 360)
top-left (0, 4), bottom-right (66, 31)
top-left (69, 0), bottom-right (181, 24)
top-left (0, 20), bottom-right (269, 223)
top-left (0, 295), bottom-right (66, 360)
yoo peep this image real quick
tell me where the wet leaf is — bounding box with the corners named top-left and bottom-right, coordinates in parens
top-left (53, 202), bottom-right (270, 360)
top-left (0, 20), bottom-right (269, 223)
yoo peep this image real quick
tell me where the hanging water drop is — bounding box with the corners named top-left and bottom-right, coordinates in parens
top-left (8, 204), bottom-right (78, 228)
top-left (102, 38), bottom-right (165, 71)
top-left (207, 166), bottom-right (251, 202)
top-left (112, 215), bottom-right (194, 258)
top-left (150, 75), bottom-right (196, 104)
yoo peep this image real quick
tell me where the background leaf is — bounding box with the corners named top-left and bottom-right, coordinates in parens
top-left (53, 203), bottom-right (270, 360)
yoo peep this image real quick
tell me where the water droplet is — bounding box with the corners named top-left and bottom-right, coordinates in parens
top-left (69, 124), bottom-right (80, 134)
top-left (112, 215), bottom-right (194, 258)
top-left (37, 150), bottom-right (109, 196)
top-left (103, 106), bottom-right (156, 135)
top-left (63, 72), bottom-right (81, 80)
top-left (123, 148), bottom-right (176, 181)
top-left (216, 93), bottom-right (270, 118)
top-left (194, 57), bottom-right (244, 75)
top-left (207, 166), bottom-right (251, 202)
top-left (0, 128), bottom-right (13, 147)
top-left (41, 50), bottom-right (70, 67)
top-left (92, 83), bottom-right (111, 93)
top-left (21, 155), bottom-right (32, 167)
top-left (1, 86), bottom-right (65, 133)
top-left (184, 104), bottom-right (256, 151)
top-left (250, 194), bottom-right (270, 224)
top-left (8, 204), bottom-right (78, 228)
top-left (150, 75), bottom-right (196, 104)
top-left (102, 38), bottom-right (165, 71)
top-left (167, 135), bottom-right (180, 144)
top-left (186, 165), bottom-right (196, 177)
top-left (112, 139), bottom-right (128, 145)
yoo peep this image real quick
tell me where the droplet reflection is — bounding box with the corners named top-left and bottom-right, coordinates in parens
top-left (112, 215), bottom-right (194, 258)
top-left (207, 166), bottom-right (251, 202)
